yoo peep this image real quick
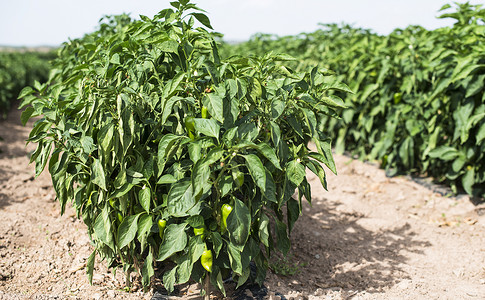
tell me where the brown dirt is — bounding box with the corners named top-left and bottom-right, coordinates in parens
top-left (1, 105), bottom-right (484, 300)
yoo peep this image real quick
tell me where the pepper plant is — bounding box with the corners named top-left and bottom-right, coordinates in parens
top-left (225, 2), bottom-right (485, 199)
top-left (19, 0), bottom-right (348, 295)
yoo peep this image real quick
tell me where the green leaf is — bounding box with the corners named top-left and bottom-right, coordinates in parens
top-left (227, 198), bottom-right (251, 249)
top-left (93, 208), bottom-right (114, 249)
top-left (158, 223), bottom-right (188, 261)
top-left (451, 57), bottom-right (484, 83)
top-left (118, 214), bottom-right (141, 249)
top-left (143, 156), bottom-right (154, 179)
top-left (242, 154), bottom-right (266, 192)
top-left (286, 115), bottom-right (304, 139)
top-left (313, 138), bottom-right (337, 175)
top-left (236, 266), bottom-right (251, 289)
top-left (462, 168), bottom-right (475, 195)
top-left (211, 231), bottom-right (223, 257)
top-left (428, 146), bottom-right (460, 161)
top-left (237, 123), bottom-right (259, 142)
top-left (160, 40), bottom-right (179, 53)
top-left (98, 123), bottom-right (114, 152)
top-left (258, 214), bottom-right (270, 247)
top-left (137, 214), bottom-right (153, 240)
top-left (86, 250), bottom-right (96, 285)
top-left (271, 99), bottom-right (285, 120)
top-left (176, 255), bottom-right (192, 284)
top-left (18, 86), bottom-right (34, 100)
top-left (477, 123), bottom-right (485, 144)
top-left (228, 243), bottom-right (243, 275)
top-left (157, 174), bottom-right (177, 184)
top-left (222, 127), bottom-right (238, 147)
top-left (126, 168), bottom-right (145, 185)
top-left (188, 141), bottom-right (202, 163)
top-left (250, 78), bottom-right (262, 100)
top-left (167, 179), bottom-right (196, 217)
top-left (110, 182), bottom-right (134, 199)
top-left (205, 146), bottom-right (224, 165)
top-left (287, 197), bottom-right (300, 233)
top-left (270, 121), bottom-right (281, 147)
top-left (321, 77), bottom-right (354, 94)
top-left (139, 185), bottom-right (151, 213)
top-left (210, 267), bottom-right (226, 296)
top-left (188, 235), bottom-right (205, 263)
top-left (263, 170), bottom-right (277, 203)
top-left (191, 13), bottom-right (213, 29)
top-left (319, 94), bottom-right (347, 108)
top-left (257, 142), bottom-right (282, 170)
top-left (301, 107), bottom-right (317, 137)
top-left (439, 3), bottom-right (451, 11)
top-left (399, 136), bottom-right (414, 169)
top-left (20, 107), bottom-right (35, 126)
top-left (187, 215), bottom-right (205, 228)
top-left (451, 155), bottom-right (466, 173)
top-left (306, 160), bottom-right (327, 190)
top-left (286, 159), bottom-right (306, 186)
top-left (275, 218), bottom-right (290, 255)
top-left (203, 93), bottom-right (224, 123)
top-left (163, 267), bottom-right (177, 294)
top-left (91, 159), bottom-right (107, 191)
top-left (223, 85), bottom-right (240, 127)
top-left (162, 73), bottom-right (185, 100)
top-left (110, 53), bottom-right (120, 64)
top-left (142, 249), bottom-right (154, 287)
top-left (220, 175), bottom-right (233, 197)
top-left (423, 126), bottom-right (441, 159)
top-left (35, 141), bottom-right (53, 177)
top-left (191, 160), bottom-right (210, 198)
top-left (158, 134), bottom-right (184, 173)
top-left (194, 118), bottom-right (220, 140)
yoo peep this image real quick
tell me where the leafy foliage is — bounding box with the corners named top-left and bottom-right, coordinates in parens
top-left (224, 2), bottom-right (485, 199)
top-left (20, 1), bottom-right (347, 295)
top-left (0, 51), bottom-right (53, 117)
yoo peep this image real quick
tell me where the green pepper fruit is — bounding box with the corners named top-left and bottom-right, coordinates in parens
top-left (201, 106), bottom-right (209, 119)
top-left (117, 212), bottom-right (123, 223)
top-left (193, 226), bottom-right (206, 239)
top-left (233, 170), bottom-right (244, 188)
top-left (220, 204), bottom-right (233, 233)
top-left (184, 116), bottom-right (195, 139)
top-left (201, 249), bottom-right (213, 272)
top-left (265, 130), bottom-right (271, 142)
top-left (393, 92), bottom-right (402, 104)
top-left (158, 219), bottom-right (167, 239)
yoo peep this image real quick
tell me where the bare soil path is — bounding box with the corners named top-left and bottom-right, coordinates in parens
top-left (1, 106), bottom-right (484, 300)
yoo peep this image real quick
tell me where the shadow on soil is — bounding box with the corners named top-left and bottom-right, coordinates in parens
top-left (0, 193), bottom-right (9, 209)
top-left (286, 198), bottom-right (432, 295)
top-left (0, 106), bottom-right (32, 159)
top-left (147, 197), bottom-right (434, 299)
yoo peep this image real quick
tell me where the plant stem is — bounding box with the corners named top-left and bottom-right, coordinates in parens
top-left (204, 272), bottom-right (210, 300)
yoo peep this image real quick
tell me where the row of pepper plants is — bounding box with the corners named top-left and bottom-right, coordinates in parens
top-left (19, 0), bottom-right (349, 296)
top-left (224, 2), bottom-right (485, 199)
top-left (0, 51), bottom-right (53, 118)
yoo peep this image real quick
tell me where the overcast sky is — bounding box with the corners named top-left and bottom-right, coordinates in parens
top-left (0, 0), bottom-right (483, 46)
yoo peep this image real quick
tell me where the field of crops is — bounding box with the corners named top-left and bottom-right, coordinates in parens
top-left (1, 1), bottom-right (484, 299)
top-left (0, 50), bottom-right (53, 117)
top-left (223, 2), bottom-right (485, 200)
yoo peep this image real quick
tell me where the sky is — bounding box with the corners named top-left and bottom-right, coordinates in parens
top-left (0, 0), bottom-right (483, 47)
